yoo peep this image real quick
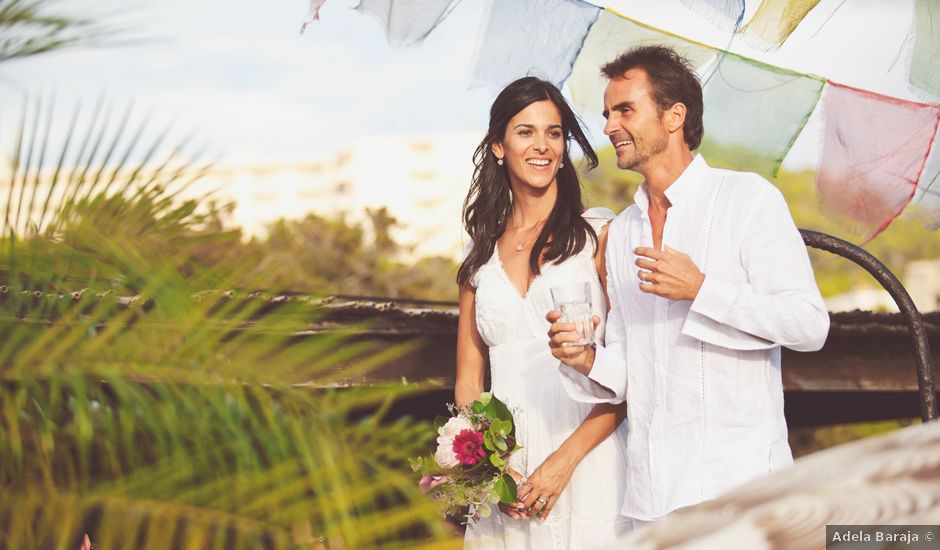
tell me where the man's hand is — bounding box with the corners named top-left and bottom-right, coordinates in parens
top-left (547, 311), bottom-right (597, 376)
top-left (634, 245), bottom-right (705, 301)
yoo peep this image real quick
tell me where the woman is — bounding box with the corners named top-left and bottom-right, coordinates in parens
top-left (456, 77), bottom-right (630, 549)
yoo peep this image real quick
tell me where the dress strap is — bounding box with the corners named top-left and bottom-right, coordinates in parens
top-left (582, 207), bottom-right (616, 233)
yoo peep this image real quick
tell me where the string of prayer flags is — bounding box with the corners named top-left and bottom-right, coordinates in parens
top-left (356, 0), bottom-right (457, 47)
top-left (471, 0), bottom-right (600, 92)
top-left (740, 0), bottom-right (822, 50)
top-left (566, 10), bottom-right (718, 116)
top-left (816, 82), bottom-right (940, 241)
top-left (330, 0), bottom-right (940, 237)
top-left (699, 52), bottom-right (824, 177)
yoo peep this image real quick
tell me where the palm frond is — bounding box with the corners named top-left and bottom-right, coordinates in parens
top-left (0, 0), bottom-right (101, 63)
top-left (0, 98), bottom-right (459, 548)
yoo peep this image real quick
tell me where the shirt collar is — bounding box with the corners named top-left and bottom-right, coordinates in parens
top-left (632, 154), bottom-right (709, 213)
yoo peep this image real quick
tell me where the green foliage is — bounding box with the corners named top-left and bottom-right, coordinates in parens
top-left (490, 474), bottom-right (516, 504)
top-left (188, 208), bottom-right (459, 302)
top-left (0, 99), bottom-right (459, 548)
top-left (472, 392), bottom-right (514, 429)
top-left (579, 145), bottom-right (940, 298)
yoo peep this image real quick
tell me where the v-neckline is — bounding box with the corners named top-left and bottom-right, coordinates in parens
top-left (494, 242), bottom-right (543, 301)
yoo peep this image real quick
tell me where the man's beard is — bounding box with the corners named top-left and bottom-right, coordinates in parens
top-left (617, 131), bottom-right (669, 171)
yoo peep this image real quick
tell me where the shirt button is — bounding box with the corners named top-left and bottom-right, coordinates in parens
top-left (655, 399), bottom-right (662, 407)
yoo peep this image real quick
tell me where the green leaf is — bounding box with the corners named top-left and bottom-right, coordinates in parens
top-left (492, 473), bottom-right (517, 504)
top-left (494, 436), bottom-right (507, 452)
top-left (489, 453), bottom-right (505, 468)
top-left (497, 419), bottom-right (512, 437)
top-left (481, 394), bottom-right (513, 424)
top-left (471, 392), bottom-right (492, 414)
top-left (478, 503), bottom-right (492, 518)
top-left (482, 430), bottom-right (497, 452)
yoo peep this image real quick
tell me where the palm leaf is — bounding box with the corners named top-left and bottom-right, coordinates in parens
top-left (0, 98), bottom-right (459, 548)
top-left (0, 0), bottom-right (105, 63)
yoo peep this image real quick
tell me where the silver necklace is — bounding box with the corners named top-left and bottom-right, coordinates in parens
top-left (512, 219), bottom-right (546, 252)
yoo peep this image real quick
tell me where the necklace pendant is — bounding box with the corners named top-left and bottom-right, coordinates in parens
top-left (515, 243), bottom-right (524, 252)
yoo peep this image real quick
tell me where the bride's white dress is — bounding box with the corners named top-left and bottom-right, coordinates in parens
top-left (464, 210), bottom-right (631, 549)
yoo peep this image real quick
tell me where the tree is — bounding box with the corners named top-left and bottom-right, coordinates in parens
top-left (187, 206), bottom-right (459, 301)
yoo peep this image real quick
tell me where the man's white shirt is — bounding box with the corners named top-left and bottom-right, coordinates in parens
top-left (559, 155), bottom-right (829, 521)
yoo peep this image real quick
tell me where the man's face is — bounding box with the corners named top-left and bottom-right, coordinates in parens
top-left (602, 68), bottom-right (670, 172)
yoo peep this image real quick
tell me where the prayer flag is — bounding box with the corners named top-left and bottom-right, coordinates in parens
top-left (566, 10), bottom-right (717, 116)
top-left (699, 53), bottom-right (824, 177)
top-left (816, 83), bottom-right (940, 241)
top-left (740, 0), bottom-right (822, 50)
top-left (472, 0), bottom-right (600, 92)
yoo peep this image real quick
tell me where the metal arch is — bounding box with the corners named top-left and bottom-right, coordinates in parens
top-left (800, 229), bottom-right (937, 422)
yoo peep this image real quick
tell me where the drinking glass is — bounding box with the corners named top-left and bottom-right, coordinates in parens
top-left (550, 282), bottom-right (594, 346)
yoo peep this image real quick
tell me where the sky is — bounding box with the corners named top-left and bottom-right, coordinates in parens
top-left (0, 0), bottom-right (492, 166)
top-left (0, 0), bottom-right (933, 248)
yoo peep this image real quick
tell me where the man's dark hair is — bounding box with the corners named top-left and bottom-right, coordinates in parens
top-left (601, 45), bottom-right (704, 150)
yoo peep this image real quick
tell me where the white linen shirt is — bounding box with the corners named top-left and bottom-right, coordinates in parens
top-left (559, 155), bottom-right (829, 521)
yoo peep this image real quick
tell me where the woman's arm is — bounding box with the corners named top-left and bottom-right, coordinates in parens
top-left (522, 225), bottom-right (622, 519)
top-left (519, 402), bottom-right (627, 519)
top-left (455, 283), bottom-right (487, 407)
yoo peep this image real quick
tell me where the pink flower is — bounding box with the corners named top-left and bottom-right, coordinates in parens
top-left (453, 429), bottom-right (486, 466)
top-left (418, 474), bottom-right (449, 493)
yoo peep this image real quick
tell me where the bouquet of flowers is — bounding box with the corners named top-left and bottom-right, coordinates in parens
top-left (410, 392), bottom-right (520, 523)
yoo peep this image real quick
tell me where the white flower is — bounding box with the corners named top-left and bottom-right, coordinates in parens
top-left (438, 416), bottom-right (473, 439)
top-left (434, 416), bottom-right (473, 468)
top-left (435, 442), bottom-right (460, 469)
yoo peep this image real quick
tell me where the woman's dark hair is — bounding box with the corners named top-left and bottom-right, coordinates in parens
top-left (457, 76), bottom-right (598, 287)
top-left (601, 45), bottom-right (704, 150)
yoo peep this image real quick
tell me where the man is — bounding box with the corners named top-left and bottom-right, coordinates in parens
top-left (548, 45), bottom-right (830, 526)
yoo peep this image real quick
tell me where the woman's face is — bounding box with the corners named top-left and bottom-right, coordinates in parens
top-left (491, 100), bottom-right (565, 193)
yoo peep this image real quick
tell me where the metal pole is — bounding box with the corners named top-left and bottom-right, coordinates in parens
top-left (800, 229), bottom-right (937, 422)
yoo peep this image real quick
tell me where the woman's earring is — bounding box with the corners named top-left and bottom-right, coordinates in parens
top-left (497, 158), bottom-right (504, 166)
top-left (560, 161), bottom-right (565, 168)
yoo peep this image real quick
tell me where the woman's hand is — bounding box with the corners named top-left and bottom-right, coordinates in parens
top-left (517, 451), bottom-right (577, 520)
top-left (497, 468), bottom-right (528, 519)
